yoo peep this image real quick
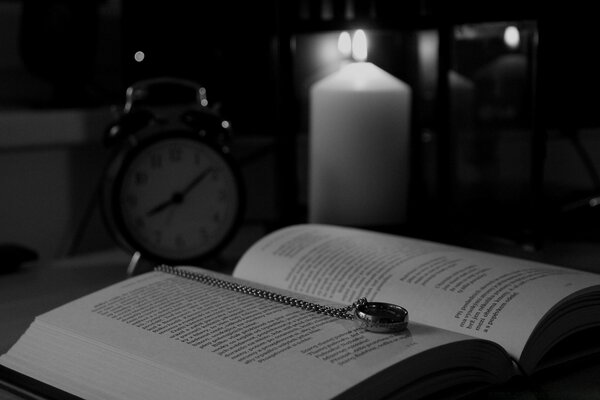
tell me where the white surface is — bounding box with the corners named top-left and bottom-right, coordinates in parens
top-left (309, 62), bottom-right (412, 225)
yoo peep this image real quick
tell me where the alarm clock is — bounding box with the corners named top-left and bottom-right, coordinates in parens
top-left (101, 78), bottom-right (244, 266)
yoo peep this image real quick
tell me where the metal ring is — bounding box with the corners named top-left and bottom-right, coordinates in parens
top-left (355, 302), bottom-right (409, 333)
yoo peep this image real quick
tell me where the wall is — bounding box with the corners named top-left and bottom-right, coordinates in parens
top-left (0, 109), bottom-right (115, 260)
top-left (0, 107), bottom-right (280, 262)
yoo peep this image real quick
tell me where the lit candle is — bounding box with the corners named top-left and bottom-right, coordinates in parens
top-left (309, 30), bottom-right (412, 226)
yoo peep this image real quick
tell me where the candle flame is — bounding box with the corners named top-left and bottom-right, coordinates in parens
top-left (337, 31), bottom-right (352, 58)
top-left (352, 30), bottom-right (368, 62)
top-left (503, 25), bottom-right (520, 49)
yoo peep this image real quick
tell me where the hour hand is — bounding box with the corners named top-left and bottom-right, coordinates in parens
top-left (146, 168), bottom-right (212, 217)
top-left (146, 195), bottom-right (179, 216)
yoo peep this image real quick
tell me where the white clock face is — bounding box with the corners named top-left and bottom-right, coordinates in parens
top-left (116, 136), bottom-right (241, 261)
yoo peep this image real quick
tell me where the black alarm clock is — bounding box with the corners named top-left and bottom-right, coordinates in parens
top-left (101, 78), bottom-right (244, 266)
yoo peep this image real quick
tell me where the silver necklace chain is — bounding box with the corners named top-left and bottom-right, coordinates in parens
top-left (155, 265), bottom-right (367, 320)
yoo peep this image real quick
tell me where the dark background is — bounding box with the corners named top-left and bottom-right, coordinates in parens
top-left (1, 0), bottom-right (599, 266)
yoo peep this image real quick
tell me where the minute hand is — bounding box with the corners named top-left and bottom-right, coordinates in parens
top-left (146, 168), bottom-right (213, 217)
top-left (180, 168), bottom-right (213, 197)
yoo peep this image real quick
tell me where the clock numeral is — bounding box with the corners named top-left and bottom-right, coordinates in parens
top-left (134, 171), bottom-right (148, 186)
top-left (199, 228), bottom-right (209, 242)
top-left (169, 146), bottom-right (183, 162)
top-left (124, 195), bottom-right (138, 208)
top-left (175, 235), bottom-right (186, 249)
top-left (134, 217), bottom-right (145, 228)
top-left (150, 153), bottom-right (162, 169)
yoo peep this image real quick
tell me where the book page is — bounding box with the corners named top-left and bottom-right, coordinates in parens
top-left (233, 224), bottom-right (600, 361)
top-left (0, 269), bottom-right (510, 400)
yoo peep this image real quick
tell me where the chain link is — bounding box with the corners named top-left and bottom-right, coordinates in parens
top-left (155, 265), bottom-right (366, 320)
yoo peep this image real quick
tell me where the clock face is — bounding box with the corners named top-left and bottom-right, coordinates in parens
top-left (112, 133), bottom-right (242, 263)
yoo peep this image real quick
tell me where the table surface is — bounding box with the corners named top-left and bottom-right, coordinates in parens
top-left (0, 250), bottom-right (130, 400)
top-left (1, 248), bottom-right (600, 400)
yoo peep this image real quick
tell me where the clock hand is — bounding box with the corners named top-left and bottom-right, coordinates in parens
top-left (180, 168), bottom-right (213, 197)
top-left (146, 168), bottom-right (213, 217)
top-left (146, 193), bottom-right (182, 216)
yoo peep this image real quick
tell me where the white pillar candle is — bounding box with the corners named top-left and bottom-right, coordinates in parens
top-left (309, 61), bottom-right (411, 226)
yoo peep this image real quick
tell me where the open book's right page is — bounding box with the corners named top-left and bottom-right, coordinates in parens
top-left (233, 224), bottom-right (600, 366)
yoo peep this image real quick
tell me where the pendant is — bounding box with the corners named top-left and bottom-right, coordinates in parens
top-left (355, 302), bottom-right (409, 333)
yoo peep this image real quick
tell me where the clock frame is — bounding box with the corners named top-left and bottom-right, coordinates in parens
top-left (100, 78), bottom-right (244, 266)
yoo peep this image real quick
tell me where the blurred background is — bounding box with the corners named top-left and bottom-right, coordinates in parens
top-left (0, 0), bottom-right (599, 271)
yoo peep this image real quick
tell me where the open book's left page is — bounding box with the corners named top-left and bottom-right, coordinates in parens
top-left (0, 269), bottom-right (512, 400)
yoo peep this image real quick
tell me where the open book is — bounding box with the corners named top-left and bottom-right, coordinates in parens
top-left (2, 224), bottom-right (600, 400)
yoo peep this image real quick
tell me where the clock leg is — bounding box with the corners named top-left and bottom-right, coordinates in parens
top-left (126, 251), bottom-right (157, 276)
